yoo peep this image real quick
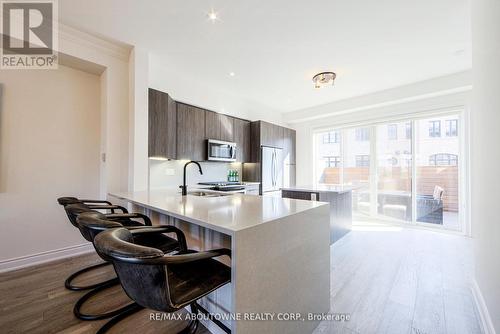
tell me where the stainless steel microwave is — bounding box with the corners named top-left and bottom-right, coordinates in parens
top-left (207, 139), bottom-right (237, 162)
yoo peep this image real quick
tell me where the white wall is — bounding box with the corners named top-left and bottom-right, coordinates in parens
top-left (290, 77), bottom-right (470, 187)
top-left (149, 160), bottom-right (242, 190)
top-left (0, 25), bottom-right (131, 271)
top-left (0, 65), bottom-right (101, 262)
top-left (59, 25), bottom-right (131, 197)
top-left (128, 48), bottom-right (149, 192)
top-left (471, 0), bottom-right (500, 332)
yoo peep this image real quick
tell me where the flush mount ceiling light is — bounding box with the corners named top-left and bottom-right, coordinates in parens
top-left (312, 72), bottom-right (336, 89)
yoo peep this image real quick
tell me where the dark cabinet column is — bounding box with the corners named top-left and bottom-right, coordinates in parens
top-left (176, 103), bottom-right (206, 161)
top-left (148, 89), bottom-right (177, 159)
top-left (234, 118), bottom-right (251, 162)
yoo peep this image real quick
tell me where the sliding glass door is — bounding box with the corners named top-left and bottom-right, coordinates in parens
top-left (344, 127), bottom-right (371, 217)
top-left (314, 112), bottom-right (462, 231)
top-left (376, 122), bottom-right (413, 223)
top-left (415, 116), bottom-right (460, 229)
top-left (315, 127), bottom-right (371, 216)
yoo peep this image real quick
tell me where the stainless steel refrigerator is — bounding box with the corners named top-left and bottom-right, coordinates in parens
top-left (261, 146), bottom-right (283, 194)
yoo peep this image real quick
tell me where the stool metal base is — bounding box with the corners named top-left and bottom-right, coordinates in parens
top-left (73, 277), bottom-right (138, 321)
top-left (96, 301), bottom-right (214, 334)
top-left (65, 262), bottom-right (112, 291)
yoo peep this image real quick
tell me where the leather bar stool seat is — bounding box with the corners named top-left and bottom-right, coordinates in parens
top-left (57, 197), bottom-right (130, 291)
top-left (94, 226), bottom-right (231, 334)
top-left (77, 211), bottom-right (181, 253)
top-left (74, 211), bottom-right (185, 323)
top-left (70, 210), bottom-right (183, 322)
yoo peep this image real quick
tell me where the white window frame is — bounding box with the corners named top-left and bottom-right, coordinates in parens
top-left (312, 108), bottom-right (468, 235)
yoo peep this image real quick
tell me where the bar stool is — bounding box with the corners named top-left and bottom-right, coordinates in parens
top-left (57, 197), bottom-right (131, 291)
top-left (72, 210), bottom-right (184, 322)
top-left (94, 226), bottom-right (232, 334)
top-left (63, 203), bottom-right (153, 319)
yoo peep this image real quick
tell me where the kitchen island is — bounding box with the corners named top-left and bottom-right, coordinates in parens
top-left (281, 185), bottom-right (354, 244)
top-left (109, 190), bottom-right (330, 334)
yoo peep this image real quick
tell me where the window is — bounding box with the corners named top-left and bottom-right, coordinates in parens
top-left (314, 113), bottom-right (462, 231)
top-left (324, 156), bottom-right (340, 167)
top-left (445, 120), bottom-right (458, 137)
top-left (355, 128), bottom-right (370, 141)
top-left (355, 155), bottom-right (370, 167)
top-left (429, 121), bottom-right (441, 137)
top-left (322, 131), bottom-right (340, 144)
top-left (405, 122), bottom-right (412, 139)
top-left (387, 157), bottom-right (398, 166)
top-left (388, 124), bottom-right (398, 140)
top-left (429, 153), bottom-right (458, 166)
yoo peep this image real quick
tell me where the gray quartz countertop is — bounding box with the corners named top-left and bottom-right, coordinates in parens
top-left (281, 184), bottom-right (356, 194)
top-left (109, 190), bottom-right (326, 235)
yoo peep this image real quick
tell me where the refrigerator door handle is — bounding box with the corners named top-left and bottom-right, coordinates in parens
top-left (272, 150), bottom-right (276, 187)
top-left (271, 151), bottom-right (274, 187)
top-left (275, 151), bottom-right (278, 188)
top-left (273, 150), bottom-right (277, 187)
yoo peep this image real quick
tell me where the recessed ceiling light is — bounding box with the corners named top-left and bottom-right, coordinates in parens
top-left (208, 10), bottom-right (218, 22)
top-left (229, 72), bottom-right (235, 77)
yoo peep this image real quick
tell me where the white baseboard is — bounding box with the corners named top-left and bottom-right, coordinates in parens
top-left (472, 279), bottom-right (497, 334)
top-left (0, 243), bottom-right (94, 273)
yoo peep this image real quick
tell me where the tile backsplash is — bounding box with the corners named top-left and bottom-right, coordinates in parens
top-left (149, 159), bottom-right (242, 190)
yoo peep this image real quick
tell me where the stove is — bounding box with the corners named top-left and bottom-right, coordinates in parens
top-left (198, 181), bottom-right (244, 186)
top-left (198, 182), bottom-right (245, 192)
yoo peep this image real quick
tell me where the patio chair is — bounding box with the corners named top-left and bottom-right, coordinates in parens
top-left (417, 186), bottom-right (444, 224)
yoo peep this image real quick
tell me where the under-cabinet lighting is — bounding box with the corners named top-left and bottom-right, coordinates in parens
top-left (149, 157), bottom-right (169, 161)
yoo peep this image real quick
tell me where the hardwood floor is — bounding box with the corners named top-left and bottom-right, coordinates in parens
top-left (0, 227), bottom-right (482, 334)
top-left (314, 225), bottom-right (483, 334)
top-left (0, 253), bottom-right (210, 334)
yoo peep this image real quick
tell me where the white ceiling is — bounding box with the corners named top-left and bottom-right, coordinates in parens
top-left (59, 0), bottom-right (471, 113)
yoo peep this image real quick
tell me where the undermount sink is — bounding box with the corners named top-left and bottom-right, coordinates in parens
top-left (188, 191), bottom-right (229, 197)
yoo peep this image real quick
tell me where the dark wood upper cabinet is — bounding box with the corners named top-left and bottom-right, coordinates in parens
top-left (283, 127), bottom-right (296, 164)
top-left (205, 111), bottom-right (221, 140)
top-left (148, 88), bottom-right (177, 159)
top-left (250, 121), bottom-right (261, 163)
top-left (233, 118), bottom-right (251, 162)
top-left (205, 111), bottom-right (234, 142)
top-left (176, 103), bottom-right (206, 161)
top-left (275, 124), bottom-right (284, 148)
top-left (260, 121), bottom-right (283, 148)
top-left (259, 121), bottom-right (273, 147)
top-left (219, 114), bottom-right (234, 142)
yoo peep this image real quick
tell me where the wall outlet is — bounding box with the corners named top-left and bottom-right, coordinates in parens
top-left (164, 168), bottom-right (175, 176)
